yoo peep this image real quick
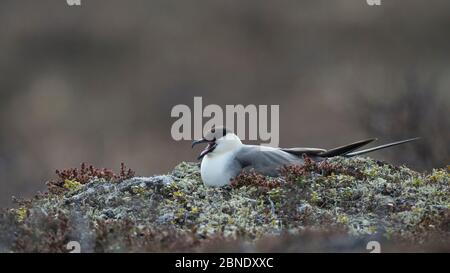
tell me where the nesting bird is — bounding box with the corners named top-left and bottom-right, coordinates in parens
top-left (192, 126), bottom-right (419, 187)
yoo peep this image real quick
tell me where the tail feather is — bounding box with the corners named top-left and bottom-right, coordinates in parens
top-left (344, 137), bottom-right (421, 157)
top-left (318, 138), bottom-right (377, 157)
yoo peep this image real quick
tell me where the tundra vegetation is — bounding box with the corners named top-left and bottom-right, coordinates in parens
top-left (0, 158), bottom-right (448, 252)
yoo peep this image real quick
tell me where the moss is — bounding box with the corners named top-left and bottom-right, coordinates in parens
top-left (267, 188), bottom-right (284, 202)
top-left (310, 191), bottom-right (320, 204)
top-left (15, 207), bottom-right (28, 222)
top-left (190, 207), bottom-right (199, 214)
top-left (427, 169), bottom-right (449, 184)
top-left (363, 164), bottom-right (381, 178)
top-left (131, 185), bottom-right (147, 195)
top-left (411, 177), bottom-right (424, 187)
top-left (336, 214), bottom-right (349, 225)
top-left (172, 191), bottom-right (184, 198)
top-left (63, 179), bottom-right (83, 191)
top-left (0, 157), bottom-right (448, 252)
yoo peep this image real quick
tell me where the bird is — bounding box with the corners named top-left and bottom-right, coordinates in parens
top-left (192, 126), bottom-right (420, 187)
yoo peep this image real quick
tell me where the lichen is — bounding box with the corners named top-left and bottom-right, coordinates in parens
top-left (63, 179), bottom-right (83, 191)
top-left (15, 207), bottom-right (28, 222)
top-left (0, 157), bottom-right (448, 252)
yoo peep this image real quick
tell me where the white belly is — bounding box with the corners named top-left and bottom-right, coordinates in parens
top-left (200, 153), bottom-right (236, 187)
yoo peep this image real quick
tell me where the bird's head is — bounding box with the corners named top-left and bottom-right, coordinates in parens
top-left (192, 126), bottom-right (242, 160)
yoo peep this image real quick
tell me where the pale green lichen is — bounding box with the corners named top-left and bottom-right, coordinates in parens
top-left (63, 179), bottom-right (83, 191)
top-left (336, 214), bottom-right (349, 225)
top-left (154, 158), bottom-right (449, 241)
top-left (158, 164), bottom-right (281, 238)
top-left (1, 157), bottom-right (448, 252)
top-left (15, 207), bottom-right (27, 222)
top-left (426, 169), bottom-right (449, 184)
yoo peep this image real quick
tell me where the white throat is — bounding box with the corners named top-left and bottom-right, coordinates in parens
top-left (200, 133), bottom-right (243, 186)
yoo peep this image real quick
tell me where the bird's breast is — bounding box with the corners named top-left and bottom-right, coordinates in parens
top-left (200, 153), bottom-right (238, 187)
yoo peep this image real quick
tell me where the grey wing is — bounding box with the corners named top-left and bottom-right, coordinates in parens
top-left (281, 138), bottom-right (377, 158)
top-left (280, 147), bottom-right (326, 157)
top-left (234, 145), bottom-right (305, 176)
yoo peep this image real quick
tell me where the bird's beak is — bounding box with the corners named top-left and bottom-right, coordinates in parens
top-left (192, 138), bottom-right (208, 148)
top-left (192, 138), bottom-right (217, 160)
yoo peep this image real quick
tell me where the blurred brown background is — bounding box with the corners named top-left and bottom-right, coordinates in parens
top-left (0, 0), bottom-right (449, 207)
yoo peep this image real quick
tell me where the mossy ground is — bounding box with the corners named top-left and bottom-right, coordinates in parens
top-left (0, 157), bottom-right (448, 252)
